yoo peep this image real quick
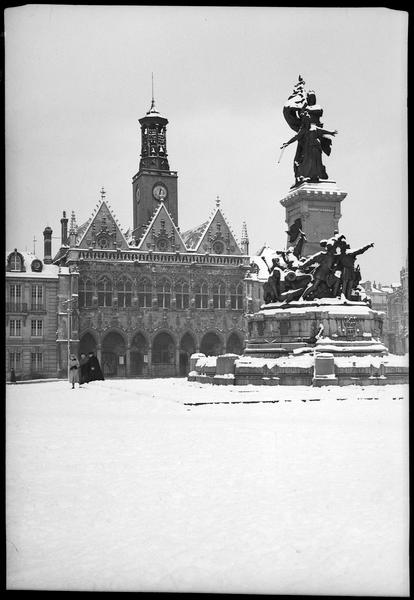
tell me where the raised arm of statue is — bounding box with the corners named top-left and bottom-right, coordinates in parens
top-left (350, 243), bottom-right (374, 258)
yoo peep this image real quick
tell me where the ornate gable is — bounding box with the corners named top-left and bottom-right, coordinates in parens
top-left (77, 201), bottom-right (129, 250)
top-left (136, 203), bottom-right (187, 252)
top-left (194, 208), bottom-right (242, 255)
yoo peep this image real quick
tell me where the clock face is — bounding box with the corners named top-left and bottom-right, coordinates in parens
top-left (135, 187), bottom-right (141, 203)
top-left (153, 183), bottom-right (168, 201)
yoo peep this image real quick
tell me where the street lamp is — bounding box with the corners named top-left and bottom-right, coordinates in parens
top-left (62, 298), bottom-right (73, 381)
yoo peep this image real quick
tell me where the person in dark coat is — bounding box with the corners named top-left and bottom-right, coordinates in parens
top-left (87, 352), bottom-right (105, 381)
top-left (10, 368), bottom-right (16, 384)
top-left (79, 353), bottom-right (89, 385)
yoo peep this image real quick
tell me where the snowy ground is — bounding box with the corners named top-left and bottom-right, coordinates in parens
top-left (6, 378), bottom-right (410, 595)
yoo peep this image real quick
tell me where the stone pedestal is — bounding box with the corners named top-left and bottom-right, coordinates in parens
top-left (245, 300), bottom-right (388, 357)
top-left (280, 181), bottom-right (347, 255)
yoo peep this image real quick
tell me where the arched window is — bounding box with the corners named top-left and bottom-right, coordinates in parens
top-left (97, 277), bottom-right (113, 307)
top-left (194, 281), bottom-right (208, 309)
top-left (230, 282), bottom-right (244, 310)
top-left (78, 278), bottom-right (94, 308)
top-left (175, 280), bottom-right (189, 309)
top-left (212, 281), bottom-right (226, 309)
top-left (117, 278), bottom-right (132, 308)
top-left (157, 278), bottom-right (171, 309)
top-left (138, 278), bottom-right (152, 308)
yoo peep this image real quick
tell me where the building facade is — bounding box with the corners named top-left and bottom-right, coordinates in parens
top-left (29, 97), bottom-right (250, 379)
top-left (5, 247), bottom-right (69, 380)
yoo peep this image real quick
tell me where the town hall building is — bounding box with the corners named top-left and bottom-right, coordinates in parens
top-left (6, 96), bottom-right (251, 379)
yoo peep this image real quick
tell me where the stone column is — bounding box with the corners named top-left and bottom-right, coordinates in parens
top-left (126, 346), bottom-right (131, 377)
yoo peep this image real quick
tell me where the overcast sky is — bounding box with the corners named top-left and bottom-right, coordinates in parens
top-left (5, 5), bottom-right (408, 284)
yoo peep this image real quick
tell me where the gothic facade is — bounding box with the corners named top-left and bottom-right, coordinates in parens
top-left (8, 97), bottom-right (250, 380)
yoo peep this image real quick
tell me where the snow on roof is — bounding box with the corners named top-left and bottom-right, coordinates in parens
top-left (181, 221), bottom-right (209, 250)
top-left (250, 246), bottom-right (277, 280)
top-left (75, 219), bottom-right (91, 243)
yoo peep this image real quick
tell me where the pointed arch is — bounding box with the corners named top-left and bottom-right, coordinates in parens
top-left (212, 280), bottom-right (226, 308)
top-left (79, 277), bottom-right (94, 308)
top-left (116, 276), bottom-right (133, 308)
top-left (137, 277), bottom-right (152, 307)
top-left (157, 277), bottom-right (172, 308)
top-left (175, 279), bottom-right (190, 309)
top-left (226, 331), bottom-right (244, 355)
top-left (97, 276), bottom-right (113, 307)
top-left (194, 279), bottom-right (208, 309)
top-left (200, 330), bottom-right (224, 356)
top-left (230, 281), bottom-right (244, 310)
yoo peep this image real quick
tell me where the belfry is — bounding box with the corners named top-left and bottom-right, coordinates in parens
top-left (132, 89), bottom-right (178, 240)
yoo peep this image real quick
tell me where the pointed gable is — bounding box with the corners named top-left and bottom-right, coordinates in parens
top-left (193, 207), bottom-right (242, 255)
top-left (77, 201), bottom-right (129, 250)
top-left (136, 203), bottom-right (187, 253)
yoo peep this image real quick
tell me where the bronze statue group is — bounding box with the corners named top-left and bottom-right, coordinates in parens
top-left (263, 226), bottom-right (374, 305)
top-left (68, 351), bottom-right (104, 389)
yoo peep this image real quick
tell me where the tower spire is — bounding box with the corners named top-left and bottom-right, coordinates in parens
top-left (241, 221), bottom-right (249, 255)
top-left (147, 72), bottom-right (159, 115)
top-left (151, 72), bottom-right (155, 109)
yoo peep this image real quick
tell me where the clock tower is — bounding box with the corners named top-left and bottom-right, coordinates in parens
top-left (132, 95), bottom-right (178, 241)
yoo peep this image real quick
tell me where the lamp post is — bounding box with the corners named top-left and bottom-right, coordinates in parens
top-left (62, 298), bottom-right (73, 380)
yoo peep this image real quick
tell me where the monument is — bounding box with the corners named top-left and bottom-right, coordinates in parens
top-left (189, 77), bottom-right (408, 386)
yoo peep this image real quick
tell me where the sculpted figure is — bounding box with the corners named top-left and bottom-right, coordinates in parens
top-left (281, 111), bottom-right (338, 184)
top-left (282, 77), bottom-right (338, 186)
top-left (334, 241), bottom-right (374, 299)
top-left (300, 241), bottom-right (338, 300)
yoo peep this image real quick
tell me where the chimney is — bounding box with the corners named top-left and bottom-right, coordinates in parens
top-left (61, 211), bottom-right (68, 245)
top-left (43, 226), bottom-right (53, 264)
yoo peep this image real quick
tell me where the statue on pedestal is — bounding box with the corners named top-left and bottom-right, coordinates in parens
top-left (281, 76), bottom-right (338, 187)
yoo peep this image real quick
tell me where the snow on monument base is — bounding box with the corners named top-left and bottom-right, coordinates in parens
top-left (188, 301), bottom-right (408, 386)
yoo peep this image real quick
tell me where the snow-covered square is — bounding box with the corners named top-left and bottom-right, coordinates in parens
top-left (6, 379), bottom-right (409, 595)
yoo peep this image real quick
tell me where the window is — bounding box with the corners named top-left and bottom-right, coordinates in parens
top-left (117, 278), bottom-right (132, 308)
top-left (230, 282), bottom-right (244, 310)
top-left (175, 281), bottom-right (189, 309)
top-left (9, 284), bottom-right (22, 310)
top-left (194, 281), bottom-right (208, 309)
top-left (10, 253), bottom-right (22, 271)
top-left (157, 279), bottom-right (171, 309)
top-left (138, 279), bottom-right (152, 308)
top-left (79, 279), bottom-right (94, 308)
top-left (31, 352), bottom-right (43, 371)
top-left (31, 319), bottom-right (43, 337)
top-left (31, 284), bottom-right (43, 310)
top-left (9, 352), bottom-right (21, 370)
top-left (9, 319), bottom-right (22, 337)
top-left (213, 282), bottom-right (226, 309)
top-left (97, 278), bottom-right (112, 307)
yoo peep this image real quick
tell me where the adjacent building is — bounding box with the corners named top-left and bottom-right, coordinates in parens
top-left (5, 247), bottom-right (70, 380)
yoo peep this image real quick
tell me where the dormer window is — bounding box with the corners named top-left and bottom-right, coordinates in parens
top-left (7, 250), bottom-right (24, 272)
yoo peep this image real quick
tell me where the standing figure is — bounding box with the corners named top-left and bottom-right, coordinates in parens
top-left (281, 110), bottom-right (338, 184)
top-left (282, 78), bottom-right (338, 186)
top-left (300, 241), bottom-right (338, 300)
top-left (335, 242), bottom-right (374, 299)
top-left (79, 352), bottom-right (89, 385)
top-left (69, 354), bottom-right (80, 389)
top-left (263, 257), bottom-right (284, 303)
top-left (10, 368), bottom-right (16, 384)
top-left (87, 352), bottom-right (105, 381)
